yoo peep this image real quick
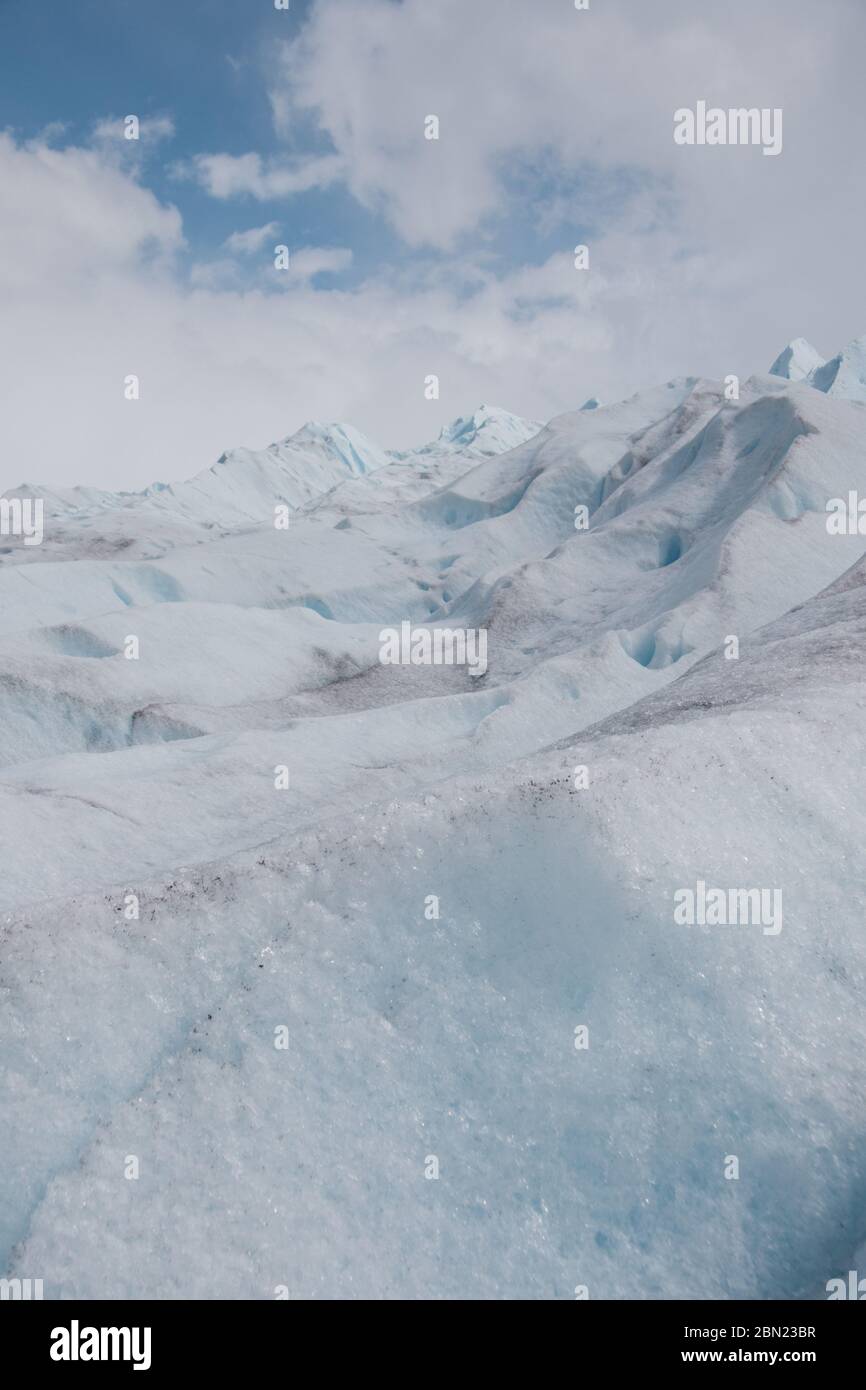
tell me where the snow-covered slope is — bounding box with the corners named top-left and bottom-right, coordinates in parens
top-left (1, 345), bottom-right (865, 1300)
top-left (0, 408), bottom-right (541, 566)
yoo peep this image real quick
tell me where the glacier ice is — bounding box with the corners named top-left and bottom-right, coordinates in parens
top-left (2, 352), bottom-right (866, 1300)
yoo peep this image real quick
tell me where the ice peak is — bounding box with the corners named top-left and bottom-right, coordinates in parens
top-left (437, 405), bottom-right (515, 442)
top-left (806, 332), bottom-right (866, 404)
top-left (289, 419), bottom-right (371, 449)
top-left (282, 420), bottom-right (391, 475)
top-left (768, 337), bottom-right (825, 382)
top-left (432, 404), bottom-right (542, 455)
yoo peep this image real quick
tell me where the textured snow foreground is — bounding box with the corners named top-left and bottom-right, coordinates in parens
top-left (3, 342), bottom-right (866, 1300)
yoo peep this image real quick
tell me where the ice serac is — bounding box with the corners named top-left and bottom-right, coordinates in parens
top-left (768, 336), bottom-right (825, 382)
top-left (422, 403), bottom-right (543, 457)
top-left (806, 332), bottom-right (866, 404)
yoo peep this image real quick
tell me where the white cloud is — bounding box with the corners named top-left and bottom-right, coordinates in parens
top-left (285, 246), bottom-right (353, 280)
top-left (0, 132), bottom-right (655, 491)
top-left (36, 120), bottom-right (68, 146)
top-left (192, 241), bottom-right (352, 289)
top-left (268, 0), bottom-right (866, 259)
top-left (87, 114), bottom-right (176, 175)
top-left (3, 0), bottom-right (866, 494)
top-left (188, 257), bottom-right (244, 290)
top-left (91, 114), bottom-right (176, 147)
top-left (182, 150), bottom-right (343, 200)
top-left (0, 131), bottom-right (183, 295)
top-left (224, 222), bottom-right (281, 255)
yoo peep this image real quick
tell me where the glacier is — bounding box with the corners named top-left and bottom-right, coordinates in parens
top-left (1, 344), bottom-right (866, 1300)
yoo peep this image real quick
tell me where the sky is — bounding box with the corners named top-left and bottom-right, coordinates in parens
top-left (1, 0), bottom-right (865, 490)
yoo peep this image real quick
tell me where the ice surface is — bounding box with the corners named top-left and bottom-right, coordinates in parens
top-left (2, 354), bottom-right (866, 1299)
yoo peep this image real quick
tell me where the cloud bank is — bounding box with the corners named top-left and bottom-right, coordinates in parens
top-left (2, 0), bottom-right (865, 490)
